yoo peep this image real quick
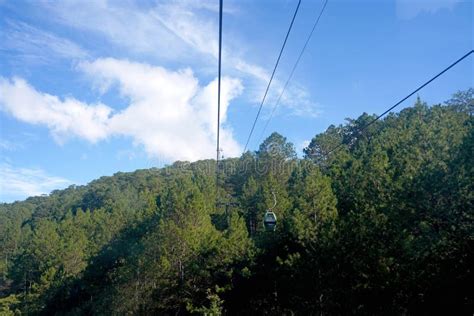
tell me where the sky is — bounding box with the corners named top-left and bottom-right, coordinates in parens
top-left (0, 0), bottom-right (472, 202)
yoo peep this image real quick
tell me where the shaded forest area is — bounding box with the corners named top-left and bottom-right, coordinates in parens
top-left (0, 89), bottom-right (472, 315)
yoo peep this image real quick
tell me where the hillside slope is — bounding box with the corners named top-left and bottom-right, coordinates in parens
top-left (0, 89), bottom-right (472, 315)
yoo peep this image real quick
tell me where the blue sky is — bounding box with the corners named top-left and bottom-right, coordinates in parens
top-left (0, 0), bottom-right (472, 202)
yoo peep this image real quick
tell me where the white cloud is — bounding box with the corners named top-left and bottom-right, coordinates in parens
top-left (39, 0), bottom-right (236, 61)
top-left (0, 133), bottom-right (38, 152)
top-left (79, 58), bottom-right (243, 161)
top-left (36, 0), bottom-right (317, 118)
top-left (396, 0), bottom-right (461, 19)
top-left (0, 58), bottom-right (243, 161)
top-left (1, 20), bottom-right (89, 63)
top-left (135, 1), bottom-right (315, 117)
top-left (278, 83), bottom-right (322, 118)
top-left (0, 163), bottom-right (71, 201)
top-left (152, 1), bottom-right (219, 59)
top-left (234, 60), bottom-right (270, 83)
top-left (39, 1), bottom-right (195, 60)
top-left (0, 139), bottom-right (21, 151)
top-left (0, 77), bottom-right (112, 143)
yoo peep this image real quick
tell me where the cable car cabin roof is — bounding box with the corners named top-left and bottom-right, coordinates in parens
top-left (264, 211), bottom-right (277, 223)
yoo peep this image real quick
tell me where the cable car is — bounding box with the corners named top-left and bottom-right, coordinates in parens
top-left (263, 210), bottom-right (277, 231)
top-left (263, 191), bottom-right (277, 232)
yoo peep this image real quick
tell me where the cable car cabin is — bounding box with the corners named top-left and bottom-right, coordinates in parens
top-left (263, 210), bottom-right (277, 232)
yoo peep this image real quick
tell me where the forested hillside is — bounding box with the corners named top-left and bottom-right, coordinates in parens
top-left (0, 90), bottom-right (472, 315)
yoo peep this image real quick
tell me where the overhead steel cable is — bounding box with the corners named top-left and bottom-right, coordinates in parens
top-left (258, 0), bottom-right (329, 144)
top-left (242, 0), bottom-right (302, 153)
top-left (310, 50), bottom-right (474, 162)
top-left (216, 0), bottom-right (223, 190)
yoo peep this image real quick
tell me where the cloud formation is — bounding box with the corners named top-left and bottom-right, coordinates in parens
top-left (1, 20), bottom-right (89, 63)
top-left (396, 0), bottom-right (461, 19)
top-left (0, 58), bottom-right (243, 161)
top-left (80, 58), bottom-right (243, 161)
top-left (0, 77), bottom-right (112, 143)
top-left (36, 0), bottom-right (318, 117)
top-left (0, 163), bottom-right (71, 201)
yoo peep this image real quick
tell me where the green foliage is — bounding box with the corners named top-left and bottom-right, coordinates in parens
top-left (187, 287), bottom-right (224, 315)
top-left (0, 294), bottom-right (20, 315)
top-left (257, 132), bottom-right (297, 161)
top-left (0, 90), bottom-right (472, 314)
top-left (287, 161), bottom-right (338, 245)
